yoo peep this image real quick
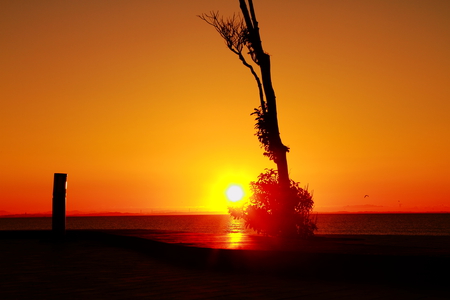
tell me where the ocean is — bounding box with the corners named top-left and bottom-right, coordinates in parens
top-left (1, 214), bottom-right (450, 236)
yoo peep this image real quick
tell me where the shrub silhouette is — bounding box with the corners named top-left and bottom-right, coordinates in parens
top-left (230, 169), bottom-right (317, 238)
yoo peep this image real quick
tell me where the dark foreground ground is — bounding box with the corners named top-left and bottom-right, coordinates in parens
top-left (1, 230), bottom-right (449, 299)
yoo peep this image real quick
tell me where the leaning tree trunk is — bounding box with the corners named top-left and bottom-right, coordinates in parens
top-left (239, 0), bottom-right (290, 191)
top-left (259, 52), bottom-right (290, 191)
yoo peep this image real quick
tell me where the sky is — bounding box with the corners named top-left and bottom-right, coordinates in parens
top-left (1, 0), bottom-right (449, 214)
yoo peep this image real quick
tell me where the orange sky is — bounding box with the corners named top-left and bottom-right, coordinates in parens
top-left (1, 0), bottom-right (449, 214)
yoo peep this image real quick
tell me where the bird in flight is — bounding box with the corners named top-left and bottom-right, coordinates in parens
top-left (364, 195), bottom-right (369, 198)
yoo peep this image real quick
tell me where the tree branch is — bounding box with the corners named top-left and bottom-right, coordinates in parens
top-left (198, 11), bottom-right (266, 111)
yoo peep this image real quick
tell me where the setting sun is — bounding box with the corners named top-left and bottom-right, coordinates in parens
top-left (226, 185), bottom-right (245, 202)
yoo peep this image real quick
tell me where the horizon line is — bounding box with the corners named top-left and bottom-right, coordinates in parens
top-left (1, 210), bottom-right (450, 218)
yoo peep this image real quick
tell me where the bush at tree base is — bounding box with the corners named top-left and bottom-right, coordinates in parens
top-left (229, 169), bottom-right (317, 238)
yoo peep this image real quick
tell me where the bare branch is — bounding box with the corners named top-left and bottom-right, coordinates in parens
top-left (198, 12), bottom-right (247, 54)
top-left (199, 11), bottom-right (266, 111)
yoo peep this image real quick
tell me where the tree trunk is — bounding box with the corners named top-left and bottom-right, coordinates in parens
top-left (239, 0), bottom-right (290, 190)
top-left (259, 53), bottom-right (290, 189)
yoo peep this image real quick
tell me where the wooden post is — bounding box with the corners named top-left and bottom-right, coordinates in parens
top-left (52, 173), bottom-right (67, 237)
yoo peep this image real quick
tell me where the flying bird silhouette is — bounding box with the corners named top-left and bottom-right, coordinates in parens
top-left (364, 195), bottom-right (369, 198)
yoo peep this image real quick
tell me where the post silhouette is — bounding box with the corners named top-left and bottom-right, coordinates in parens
top-left (52, 173), bottom-right (67, 237)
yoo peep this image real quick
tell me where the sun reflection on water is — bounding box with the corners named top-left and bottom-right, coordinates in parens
top-left (225, 217), bottom-right (248, 248)
top-left (226, 232), bottom-right (245, 248)
top-left (226, 217), bottom-right (245, 233)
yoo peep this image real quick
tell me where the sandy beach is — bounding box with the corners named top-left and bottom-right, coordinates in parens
top-left (1, 230), bottom-right (449, 299)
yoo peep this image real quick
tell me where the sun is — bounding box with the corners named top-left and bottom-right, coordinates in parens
top-left (226, 184), bottom-right (245, 202)
top-left (205, 169), bottom-right (252, 212)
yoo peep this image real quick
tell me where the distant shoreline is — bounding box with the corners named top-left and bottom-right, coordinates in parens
top-left (1, 211), bottom-right (449, 218)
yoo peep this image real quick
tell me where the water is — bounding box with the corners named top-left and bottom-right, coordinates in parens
top-left (316, 213), bottom-right (450, 236)
top-left (1, 214), bottom-right (450, 236)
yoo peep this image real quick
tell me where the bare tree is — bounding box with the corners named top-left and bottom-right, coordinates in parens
top-left (200, 1), bottom-right (289, 189)
top-left (200, 0), bottom-right (316, 237)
